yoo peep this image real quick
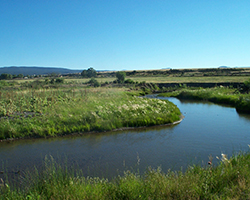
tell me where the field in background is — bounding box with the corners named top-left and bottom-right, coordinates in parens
top-left (6, 67), bottom-right (250, 85)
top-left (9, 75), bottom-right (250, 86)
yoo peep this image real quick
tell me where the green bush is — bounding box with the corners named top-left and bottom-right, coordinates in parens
top-left (88, 78), bottom-right (100, 87)
top-left (124, 79), bottom-right (135, 84)
top-left (55, 78), bottom-right (64, 83)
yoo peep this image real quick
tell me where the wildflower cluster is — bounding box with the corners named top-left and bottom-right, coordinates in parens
top-left (92, 96), bottom-right (180, 126)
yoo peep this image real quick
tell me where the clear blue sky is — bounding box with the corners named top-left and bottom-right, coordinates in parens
top-left (0, 0), bottom-right (249, 70)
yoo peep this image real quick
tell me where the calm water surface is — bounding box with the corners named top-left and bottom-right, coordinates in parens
top-left (1, 97), bottom-right (250, 179)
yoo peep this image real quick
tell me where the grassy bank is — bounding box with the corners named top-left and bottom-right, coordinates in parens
top-left (160, 86), bottom-right (250, 114)
top-left (1, 152), bottom-right (250, 199)
top-left (0, 87), bottom-right (181, 140)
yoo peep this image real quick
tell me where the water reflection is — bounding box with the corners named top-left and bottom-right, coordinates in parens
top-left (237, 112), bottom-right (250, 122)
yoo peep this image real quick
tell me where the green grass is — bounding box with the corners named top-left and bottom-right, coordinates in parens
top-left (160, 86), bottom-right (250, 114)
top-left (2, 152), bottom-right (250, 199)
top-left (0, 87), bottom-right (181, 140)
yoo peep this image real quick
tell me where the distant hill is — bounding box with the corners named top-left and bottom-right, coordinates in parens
top-left (0, 66), bottom-right (82, 76)
top-left (218, 66), bottom-right (230, 69)
top-left (162, 67), bottom-right (172, 70)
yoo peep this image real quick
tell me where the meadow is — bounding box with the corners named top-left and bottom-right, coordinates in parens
top-left (12, 75), bottom-right (250, 85)
top-left (0, 85), bottom-right (181, 140)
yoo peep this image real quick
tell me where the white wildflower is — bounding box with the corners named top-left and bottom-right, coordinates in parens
top-left (221, 153), bottom-right (229, 163)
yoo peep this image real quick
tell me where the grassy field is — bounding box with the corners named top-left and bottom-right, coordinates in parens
top-left (49, 76), bottom-right (250, 84)
top-left (118, 76), bottom-right (250, 83)
top-left (6, 75), bottom-right (250, 86)
top-left (0, 87), bottom-right (181, 140)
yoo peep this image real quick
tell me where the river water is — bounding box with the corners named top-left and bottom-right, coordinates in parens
top-left (1, 97), bottom-right (250, 179)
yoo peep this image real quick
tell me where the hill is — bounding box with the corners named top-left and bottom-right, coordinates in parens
top-left (0, 66), bottom-right (82, 76)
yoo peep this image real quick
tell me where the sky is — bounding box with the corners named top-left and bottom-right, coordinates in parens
top-left (0, 0), bottom-right (250, 71)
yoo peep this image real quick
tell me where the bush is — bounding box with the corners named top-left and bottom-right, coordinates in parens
top-left (55, 78), bottom-right (64, 84)
top-left (124, 79), bottom-right (135, 84)
top-left (88, 78), bottom-right (100, 87)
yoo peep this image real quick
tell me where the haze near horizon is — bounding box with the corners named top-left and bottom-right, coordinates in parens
top-left (0, 0), bottom-right (249, 71)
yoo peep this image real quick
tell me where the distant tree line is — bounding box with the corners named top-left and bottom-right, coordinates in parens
top-left (0, 73), bottom-right (24, 80)
top-left (0, 72), bottom-right (64, 80)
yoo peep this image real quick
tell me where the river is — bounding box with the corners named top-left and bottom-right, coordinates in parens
top-left (1, 96), bottom-right (250, 180)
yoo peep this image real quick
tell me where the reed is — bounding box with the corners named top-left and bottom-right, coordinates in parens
top-left (1, 151), bottom-right (250, 199)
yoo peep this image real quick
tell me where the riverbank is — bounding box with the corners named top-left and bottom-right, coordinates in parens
top-left (1, 151), bottom-right (250, 199)
top-left (159, 86), bottom-right (250, 114)
top-left (1, 84), bottom-right (250, 199)
top-left (0, 88), bottom-right (181, 140)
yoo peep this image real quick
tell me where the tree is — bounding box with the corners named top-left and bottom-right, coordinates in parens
top-left (116, 71), bottom-right (126, 83)
top-left (81, 67), bottom-right (97, 78)
top-left (0, 73), bottom-right (12, 80)
top-left (17, 74), bottom-right (24, 78)
top-left (81, 70), bottom-right (87, 77)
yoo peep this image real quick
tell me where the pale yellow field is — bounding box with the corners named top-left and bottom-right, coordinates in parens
top-left (5, 75), bottom-right (250, 85)
top-left (72, 76), bottom-right (249, 83)
top-left (121, 76), bottom-right (249, 83)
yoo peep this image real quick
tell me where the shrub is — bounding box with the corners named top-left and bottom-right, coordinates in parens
top-left (124, 79), bottom-right (135, 84)
top-left (55, 78), bottom-right (64, 84)
top-left (88, 78), bottom-right (100, 87)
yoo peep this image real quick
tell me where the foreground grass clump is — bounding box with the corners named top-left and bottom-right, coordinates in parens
top-left (0, 88), bottom-right (181, 139)
top-left (160, 86), bottom-right (250, 114)
top-left (1, 153), bottom-right (250, 199)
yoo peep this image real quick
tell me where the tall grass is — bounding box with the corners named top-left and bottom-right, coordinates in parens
top-left (0, 88), bottom-right (181, 140)
top-left (1, 152), bottom-right (250, 199)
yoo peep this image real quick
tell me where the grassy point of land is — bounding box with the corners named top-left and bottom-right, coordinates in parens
top-left (0, 87), bottom-right (181, 140)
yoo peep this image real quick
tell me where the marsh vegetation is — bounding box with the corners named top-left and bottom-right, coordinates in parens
top-left (1, 152), bottom-right (250, 199)
top-left (159, 83), bottom-right (250, 114)
top-left (0, 85), bottom-right (180, 140)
